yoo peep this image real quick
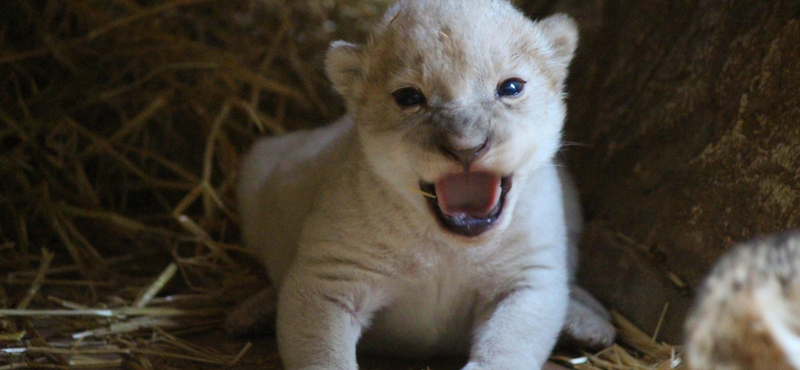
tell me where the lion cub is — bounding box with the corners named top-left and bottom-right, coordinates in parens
top-left (685, 230), bottom-right (800, 370)
top-left (236, 0), bottom-right (602, 369)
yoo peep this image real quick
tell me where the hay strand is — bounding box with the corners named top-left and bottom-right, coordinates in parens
top-left (134, 263), bottom-right (179, 308)
top-left (15, 250), bottom-right (55, 310)
top-left (87, 0), bottom-right (217, 40)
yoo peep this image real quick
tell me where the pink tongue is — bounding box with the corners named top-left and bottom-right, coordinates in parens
top-left (435, 172), bottom-right (502, 218)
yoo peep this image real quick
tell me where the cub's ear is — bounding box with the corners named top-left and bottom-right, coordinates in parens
top-left (325, 41), bottom-right (364, 98)
top-left (536, 14), bottom-right (579, 87)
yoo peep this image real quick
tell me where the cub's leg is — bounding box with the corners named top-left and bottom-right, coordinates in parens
top-left (465, 267), bottom-right (569, 370)
top-left (276, 258), bottom-right (390, 370)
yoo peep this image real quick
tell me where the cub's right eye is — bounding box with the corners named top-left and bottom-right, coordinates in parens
top-left (392, 87), bottom-right (427, 108)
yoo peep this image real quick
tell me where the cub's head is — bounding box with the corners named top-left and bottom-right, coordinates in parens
top-left (325, 0), bottom-right (578, 240)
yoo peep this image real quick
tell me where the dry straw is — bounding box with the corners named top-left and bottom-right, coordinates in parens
top-left (0, 0), bottom-right (681, 369)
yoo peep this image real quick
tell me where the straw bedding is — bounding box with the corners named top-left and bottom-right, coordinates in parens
top-left (0, 0), bottom-right (680, 369)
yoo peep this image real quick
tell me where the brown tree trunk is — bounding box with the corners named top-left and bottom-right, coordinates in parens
top-left (522, 0), bottom-right (800, 342)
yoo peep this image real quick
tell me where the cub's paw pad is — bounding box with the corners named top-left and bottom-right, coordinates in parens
top-left (559, 289), bottom-right (616, 350)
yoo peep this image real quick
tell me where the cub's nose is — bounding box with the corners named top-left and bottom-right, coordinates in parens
top-left (441, 140), bottom-right (488, 167)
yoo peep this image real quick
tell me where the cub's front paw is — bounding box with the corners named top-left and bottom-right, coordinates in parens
top-left (559, 286), bottom-right (615, 350)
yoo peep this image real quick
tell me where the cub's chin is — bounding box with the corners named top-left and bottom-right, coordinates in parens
top-left (420, 172), bottom-right (513, 237)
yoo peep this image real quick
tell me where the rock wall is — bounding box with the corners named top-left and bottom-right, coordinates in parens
top-left (521, 0), bottom-right (800, 342)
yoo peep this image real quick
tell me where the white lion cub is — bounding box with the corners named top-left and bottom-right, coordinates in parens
top-left (237, 0), bottom-right (591, 369)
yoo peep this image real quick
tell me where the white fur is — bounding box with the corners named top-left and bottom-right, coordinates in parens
top-left (238, 1), bottom-right (579, 369)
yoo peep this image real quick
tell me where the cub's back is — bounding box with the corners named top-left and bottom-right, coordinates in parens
top-left (238, 117), bottom-right (355, 284)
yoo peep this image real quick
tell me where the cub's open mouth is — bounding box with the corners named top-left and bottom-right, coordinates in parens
top-left (420, 172), bottom-right (512, 237)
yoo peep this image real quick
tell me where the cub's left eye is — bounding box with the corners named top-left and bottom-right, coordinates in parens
top-left (497, 78), bottom-right (526, 97)
top-left (392, 87), bottom-right (427, 108)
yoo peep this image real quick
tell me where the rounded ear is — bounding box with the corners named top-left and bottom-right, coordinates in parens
top-left (536, 14), bottom-right (579, 87)
top-left (324, 41), bottom-right (364, 99)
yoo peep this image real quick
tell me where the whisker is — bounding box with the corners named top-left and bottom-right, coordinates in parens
top-left (561, 141), bottom-right (589, 148)
top-left (408, 186), bottom-right (437, 199)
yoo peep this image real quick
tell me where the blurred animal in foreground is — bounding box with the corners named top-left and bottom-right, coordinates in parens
top-left (685, 230), bottom-right (800, 370)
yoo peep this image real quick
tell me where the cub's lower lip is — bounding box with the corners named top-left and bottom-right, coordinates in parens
top-left (420, 175), bottom-right (512, 237)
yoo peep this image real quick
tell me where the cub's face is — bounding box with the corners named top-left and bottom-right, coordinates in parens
top-left (326, 0), bottom-right (578, 241)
